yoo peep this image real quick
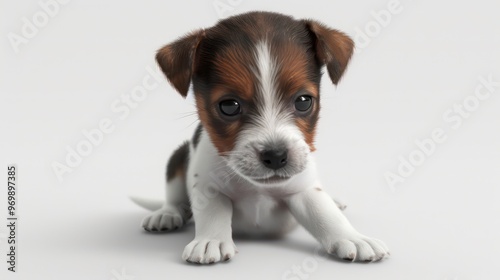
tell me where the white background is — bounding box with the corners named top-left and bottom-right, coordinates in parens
top-left (1, 0), bottom-right (499, 279)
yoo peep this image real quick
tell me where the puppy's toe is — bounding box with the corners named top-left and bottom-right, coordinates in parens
top-left (202, 240), bottom-right (221, 264)
top-left (141, 215), bottom-right (152, 230)
top-left (353, 239), bottom-right (376, 261)
top-left (159, 214), bottom-right (173, 231)
top-left (182, 240), bottom-right (199, 263)
top-left (330, 239), bottom-right (357, 261)
top-left (182, 239), bottom-right (236, 264)
top-left (363, 238), bottom-right (389, 261)
top-left (220, 241), bottom-right (236, 261)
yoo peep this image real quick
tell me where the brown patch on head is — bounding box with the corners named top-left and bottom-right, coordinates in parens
top-left (195, 84), bottom-right (252, 153)
top-left (195, 96), bottom-right (238, 153)
top-left (212, 47), bottom-right (255, 100)
top-left (273, 42), bottom-right (320, 97)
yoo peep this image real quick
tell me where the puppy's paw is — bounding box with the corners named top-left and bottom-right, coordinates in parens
top-left (141, 206), bottom-right (184, 232)
top-left (182, 239), bottom-right (237, 264)
top-left (327, 235), bottom-right (389, 262)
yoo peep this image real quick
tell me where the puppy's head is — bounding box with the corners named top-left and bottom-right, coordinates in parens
top-left (157, 12), bottom-right (354, 186)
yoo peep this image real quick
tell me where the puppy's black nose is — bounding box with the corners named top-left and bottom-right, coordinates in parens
top-left (260, 149), bottom-right (288, 170)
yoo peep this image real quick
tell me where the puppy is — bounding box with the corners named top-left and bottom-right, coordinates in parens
top-left (134, 11), bottom-right (389, 264)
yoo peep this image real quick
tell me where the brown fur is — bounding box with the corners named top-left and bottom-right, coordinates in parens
top-left (166, 141), bottom-right (189, 181)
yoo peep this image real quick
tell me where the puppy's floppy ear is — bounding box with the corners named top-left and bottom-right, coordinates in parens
top-left (155, 29), bottom-right (205, 97)
top-left (302, 20), bottom-right (354, 85)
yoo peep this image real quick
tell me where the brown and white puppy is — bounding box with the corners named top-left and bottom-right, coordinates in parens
top-left (133, 11), bottom-right (389, 264)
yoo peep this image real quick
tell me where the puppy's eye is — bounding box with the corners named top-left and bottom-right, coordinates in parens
top-left (295, 95), bottom-right (313, 112)
top-left (219, 99), bottom-right (241, 116)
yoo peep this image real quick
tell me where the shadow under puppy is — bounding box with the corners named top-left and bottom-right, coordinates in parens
top-left (133, 11), bottom-right (389, 264)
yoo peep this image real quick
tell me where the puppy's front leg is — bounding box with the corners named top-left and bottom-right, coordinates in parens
top-left (285, 187), bottom-right (389, 262)
top-left (182, 187), bottom-right (236, 264)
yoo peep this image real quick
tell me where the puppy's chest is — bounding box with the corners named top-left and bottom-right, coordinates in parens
top-left (232, 193), bottom-right (281, 226)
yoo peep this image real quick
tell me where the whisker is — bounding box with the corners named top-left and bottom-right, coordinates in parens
top-left (184, 119), bottom-right (200, 130)
top-left (174, 111), bottom-right (199, 120)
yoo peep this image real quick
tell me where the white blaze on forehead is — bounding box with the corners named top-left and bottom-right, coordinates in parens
top-left (253, 41), bottom-right (289, 136)
top-left (255, 41), bottom-right (277, 107)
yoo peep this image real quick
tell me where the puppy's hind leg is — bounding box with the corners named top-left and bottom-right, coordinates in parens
top-left (142, 141), bottom-right (192, 232)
